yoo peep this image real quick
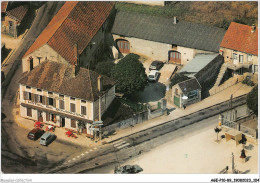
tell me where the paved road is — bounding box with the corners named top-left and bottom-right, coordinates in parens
top-left (47, 97), bottom-right (247, 173)
top-left (1, 1), bottom-right (65, 99)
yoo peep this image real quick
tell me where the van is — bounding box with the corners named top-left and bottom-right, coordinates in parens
top-left (40, 132), bottom-right (55, 146)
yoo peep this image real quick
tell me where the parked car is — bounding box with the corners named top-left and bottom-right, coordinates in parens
top-left (149, 61), bottom-right (164, 70)
top-left (148, 70), bottom-right (159, 82)
top-left (27, 128), bottom-right (44, 140)
top-left (40, 132), bottom-right (56, 146)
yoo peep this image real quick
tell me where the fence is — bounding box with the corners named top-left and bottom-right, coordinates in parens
top-left (102, 111), bottom-right (148, 133)
top-left (222, 118), bottom-right (237, 129)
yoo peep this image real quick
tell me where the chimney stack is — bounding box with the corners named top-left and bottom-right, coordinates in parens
top-left (97, 75), bottom-right (103, 91)
top-left (251, 24), bottom-right (256, 33)
top-left (173, 16), bottom-right (177, 24)
top-left (74, 44), bottom-right (79, 65)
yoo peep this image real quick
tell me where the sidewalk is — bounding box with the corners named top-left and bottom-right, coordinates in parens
top-left (9, 82), bottom-right (253, 147)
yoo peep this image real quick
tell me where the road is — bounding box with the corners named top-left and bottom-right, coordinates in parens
top-left (46, 103), bottom-right (247, 174)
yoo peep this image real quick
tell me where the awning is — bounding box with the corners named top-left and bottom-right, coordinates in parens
top-left (21, 102), bottom-right (92, 123)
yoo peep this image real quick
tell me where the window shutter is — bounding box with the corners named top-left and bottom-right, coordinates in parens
top-left (70, 103), bottom-right (75, 112)
top-left (53, 98), bottom-right (56, 108)
top-left (42, 96), bottom-right (46, 105)
top-left (31, 93), bottom-right (35, 102)
top-left (34, 94), bottom-right (38, 103)
top-left (81, 106), bottom-right (86, 115)
top-left (46, 113), bottom-right (50, 121)
top-left (71, 119), bottom-right (76, 128)
top-left (46, 97), bottom-right (49, 105)
top-left (23, 91), bottom-right (27, 100)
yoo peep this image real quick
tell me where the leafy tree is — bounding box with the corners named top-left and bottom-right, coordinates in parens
top-left (246, 85), bottom-right (258, 115)
top-left (95, 61), bottom-right (115, 77)
top-left (214, 127), bottom-right (222, 142)
top-left (111, 53), bottom-right (147, 96)
top-left (170, 73), bottom-right (190, 87)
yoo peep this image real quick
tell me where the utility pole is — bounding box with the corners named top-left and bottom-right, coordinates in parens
top-left (232, 152), bottom-right (235, 173)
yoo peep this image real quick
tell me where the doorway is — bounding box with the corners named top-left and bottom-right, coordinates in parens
top-left (38, 111), bottom-right (43, 122)
top-left (61, 117), bottom-right (65, 127)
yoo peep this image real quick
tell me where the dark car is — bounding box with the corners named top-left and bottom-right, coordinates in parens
top-left (149, 61), bottom-right (164, 70)
top-left (27, 128), bottom-right (44, 140)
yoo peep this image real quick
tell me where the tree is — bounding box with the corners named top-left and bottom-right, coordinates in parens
top-left (214, 126), bottom-right (222, 142)
top-left (111, 53), bottom-right (147, 96)
top-left (170, 73), bottom-right (190, 87)
top-left (246, 85), bottom-right (258, 115)
top-left (95, 61), bottom-right (115, 77)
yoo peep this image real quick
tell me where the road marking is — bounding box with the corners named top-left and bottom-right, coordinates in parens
top-left (113, 140), bottom-right (126, 147)
top-left (116, 143), bottom-right (130, 149)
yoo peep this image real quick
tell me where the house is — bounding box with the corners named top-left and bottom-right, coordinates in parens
top-left (18, 61), bottom-right (116, 137)
top-left (219, 22), bottom-right (258, 83)
top-left (22, 1), bottom-right (115, 73)
top-left (179, 53), bottom-right (224, 89)
top-left (1, 2), bottom-right (28, 38)
top-left (111, 11), bottom-right (226, 65)
top-left (171, 78), bottom-right (201, 108)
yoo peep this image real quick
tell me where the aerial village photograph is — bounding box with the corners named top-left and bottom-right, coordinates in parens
top-left (0, 0), bottom-right (259, 182)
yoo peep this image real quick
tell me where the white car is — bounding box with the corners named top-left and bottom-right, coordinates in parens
top-left (148, 70), bottom-right (159, 82)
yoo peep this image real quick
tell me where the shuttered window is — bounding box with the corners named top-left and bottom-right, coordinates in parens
top-left (27, 108), bottom-right (32, 117)
top-left (46, 113), bottom-right (50, 121)
top-left (59, 100), bottom-right (65, 110)
top-left (70, 103), bottom-right (76, 113)
top-left (81, 106), bottom-right (87, 115)
top-left (71, 119), bottom-right (76, 128)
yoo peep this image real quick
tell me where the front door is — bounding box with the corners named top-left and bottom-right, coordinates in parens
top-left (174, 95), bottom-right (180, 107)
top-left (38, 111), bottom-right (43, 122)
top-left (8, 21), bottom-right (14, 36)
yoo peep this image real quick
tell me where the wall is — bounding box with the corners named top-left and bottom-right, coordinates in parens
top-left (127, 1), bottom-right (165, 6)
top-left (220, 47), bottom-right (258, 74)
top-left (113, 34), bottom-right (214, 66)
top-left (22, 44), bottom-right (69, 72)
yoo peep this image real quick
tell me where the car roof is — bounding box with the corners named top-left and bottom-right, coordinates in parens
top-left (152, 60), bottom-right (162, 64)
top-left (149, 70), bottom-right (158, 75)
top-left (29, 128), bottom-right (41, 133)
top-left (41, 132), bottom-right (52, 138)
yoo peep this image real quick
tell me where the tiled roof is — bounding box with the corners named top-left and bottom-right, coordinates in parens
top-left (112, 11), bottom-right (226, 53)
top-left (220, 22), bottom-right (258, 56)
top-left (23, 1), bottom-right (115, 65)
top-left (6, 5), bottom-right (28, 22)
top-left (18, 61), bottom-right (116, 102)
top-left (178, 78), bottom-right (201, 93)
top-left (1, 1), bottom-right (8, 13)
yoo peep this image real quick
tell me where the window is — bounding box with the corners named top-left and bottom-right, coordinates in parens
top-left (27, 108), bottom-right (32, 117)
top-left (37, 89), bottom-right (42, 92)
top-left (59, 100), bottom-right (65, 110)
top-left (233, 53), bottom-right (237, 61)
top-left (37, 95), bottom-right (43, 103)
top-left (70, 103), bottom-right (76, 113)
top-left (81, 100), bottom-right (86, 103)
top-left (46, 113), bottom-right (50, 121)
top-left (239, 55), bottom-right (243, 64)
top-left (48, 92), bottom-right (53, 95)
top-left (50, 114), bottom-right (56, 122)
top-left (48, 97), bottom-right (54, 106)
top-left (27, 92), bottom-right (32, 100)
top-left (253, 65), bottom-right (258, 73)
top-left (81, 106), bottom-right (87, 115)
top-left (59, 94), bottom-right (64, 98)
top-left (188, 90), bottom-right (198, 99)
top-left (175, 88), bottom-right (178, 95)
top-left (247, 54), bottom-right (252, 62)
top-left (26, 86), bottom-right (31, 89)
top-left (70, 97), bottom-right (75, 101)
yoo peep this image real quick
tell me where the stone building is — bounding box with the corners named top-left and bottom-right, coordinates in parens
top-left (1, 2), bottom-right (28, 38)
top-left (22, 1), bottom-right (115, 73)
top-left (18, 61), bottom-right (116, 138)
top-left (111, 11), bottom-right (226, 66)
top-left (171, 78), bottom-right (201, 108)
top-left (219, 22), bottom-right (258, 82)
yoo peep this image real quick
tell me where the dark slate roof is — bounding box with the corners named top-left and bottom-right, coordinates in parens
top-left (112, 11), bottom-right (226, 53)
top-left (178, 78), bottom-right (201, 93)
top-left (18, 61), bottom-right (116, 102)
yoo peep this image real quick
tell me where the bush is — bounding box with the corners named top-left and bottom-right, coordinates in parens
top-left (246, 85), bottom-right (258, 115)
top-left (111, 53), bottom-right (147, 96)
top-left (95, 61), bottom-right (115, 77)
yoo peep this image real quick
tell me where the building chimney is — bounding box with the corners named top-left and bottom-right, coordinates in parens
top-left (251, 24), bottom-right (256, 33)
top-left (72, 64), bottom-right (80, 77)
top-left (173, 16), bottom-right (177, 24)
top-left (97, 75), bottom-right (103, 91)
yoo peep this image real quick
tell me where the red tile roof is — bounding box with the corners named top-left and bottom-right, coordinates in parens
top-left (6, 5), bottom-right (28, 22)
top-left (23, 1), bottom-right (115, 65)
top-left (1, 1), bottom-right (8, 13)
top-left (220, 22), bottom-right (258, 56)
